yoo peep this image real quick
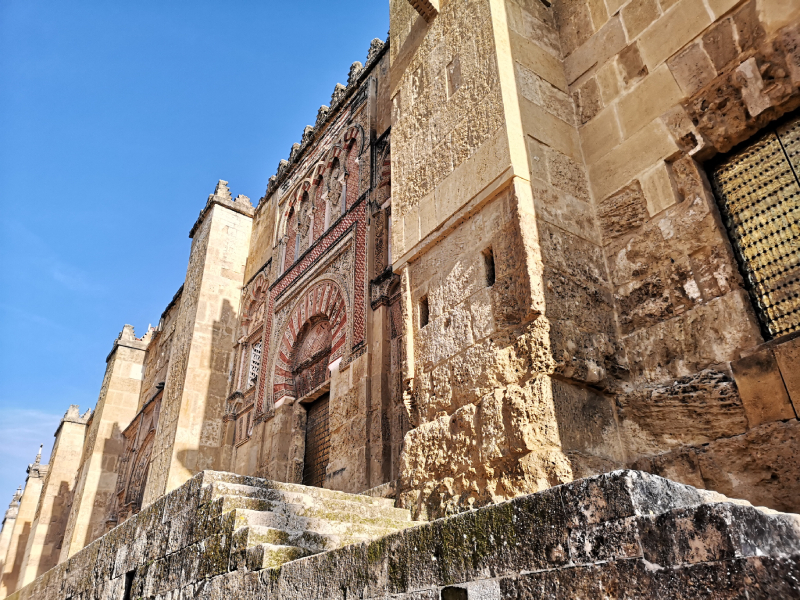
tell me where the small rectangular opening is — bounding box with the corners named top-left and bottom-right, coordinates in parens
top-left (483, 247), bottom-right (495, 287)
top-left (442, 587), bottom-right (468, 600)
top-left (123, 570), bottom-right (135, 600)
top-left (419, 296), bottom-right (429, 329)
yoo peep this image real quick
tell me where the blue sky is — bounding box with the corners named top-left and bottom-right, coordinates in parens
top-left (0, 1), bottom-right (388, 509)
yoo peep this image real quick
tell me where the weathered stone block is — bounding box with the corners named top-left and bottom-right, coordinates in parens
top-left (618, 370), bottom-right (749, 457)
top-left (641, 160), bottom-right (679, 216)
top-left (620, 0), bottom-right (660, 40)
top-left (618, 64), bottom-right (685, 139)
top-left (668, 42), bottom-right (718, 95)
top-left (731, 347), bottom-right (795, 427)
top-left (638, 0), bottom-right (712, 70)
top-left (773, 336), bottom-right (800, 415)
top-left (597, 180), bottom-right (648, 242)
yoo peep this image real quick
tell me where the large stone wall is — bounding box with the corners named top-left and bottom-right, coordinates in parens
top-left (391, 0), bottom-right (800, 520)
top-left (6, 470), bottom-right (800, 599)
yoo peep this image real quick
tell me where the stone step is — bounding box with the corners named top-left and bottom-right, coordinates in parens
top-left (242, 542), bottom-right (311, 571)
top-left (204, 471), bottom-right (397, 509)
top-left (236, 523), bottom-right (399, 555)
top-left (213, 482), bottom-right (412, 522)
top-left (231, 507), bottom-right (413, 540)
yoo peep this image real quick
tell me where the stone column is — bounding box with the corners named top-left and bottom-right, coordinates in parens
top-left (0, 488), bottom-right (22, 579)
top-left (18, 406), bottom-right (89, 586)
top-left (58, 326), bottom-right (149, 561)
top-left (0, 451), bottom-right (47, 597)
top-left (142, 182), bottom-right (254, 505)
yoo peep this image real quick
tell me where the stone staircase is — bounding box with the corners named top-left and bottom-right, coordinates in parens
top-left (201, 472), bottom-right (415, 571)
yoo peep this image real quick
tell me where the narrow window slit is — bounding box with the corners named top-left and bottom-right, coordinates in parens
top-left (419, 296), bottom-right (429, 328)
top-left (483, 246), bottom-right (495, 287)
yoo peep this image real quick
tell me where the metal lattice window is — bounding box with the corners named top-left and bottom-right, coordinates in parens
top-left (248, 342), bottom-right (262, 388)
top-left (709, 111), bottom-right (800, 339)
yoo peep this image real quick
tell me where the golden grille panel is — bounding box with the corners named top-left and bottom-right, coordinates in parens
top-left (710, 112), bottom-right (800, 338)
top-left (303, 393), bottom-right (331, 488)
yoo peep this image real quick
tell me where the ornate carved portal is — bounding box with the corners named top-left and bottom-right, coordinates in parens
top-left (293, 319), bottom-right (332, 399)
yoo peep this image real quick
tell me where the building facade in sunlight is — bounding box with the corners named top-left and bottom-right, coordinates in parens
top-left (2, 0), bottom-right (800, 597)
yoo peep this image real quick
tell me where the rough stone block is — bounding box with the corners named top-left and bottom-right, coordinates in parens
top-left (560, 470), bottom-right (703, 528)
top-left (572, 77), bottom-right (602, 125)
top-left (597, 180), bottom-right (648, 242)
top-left (553, 0), bottom-right (595, 58)
top-left (618, 370), bottom-right (749, 457)
top-left (569, 517), bottom-right (642, 564)
top-left (773, 336), bottom-right (800, 415)
top-left (552, 380), bottom-right (623, 461)
top-left (668, 42), bottom-right (717, 95)
top-left (702, 17), bottom-right (738, 71)
top-left (731, 348), bottom-right (795, 427)
top-left (696, 420), bottom-right (800, 514)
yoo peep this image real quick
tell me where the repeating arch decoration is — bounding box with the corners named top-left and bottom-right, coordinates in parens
top-left (276, 124), bottom-right (366, 246)
top-left (272, 279), bottom-right (348, 403)
top-left (241, 272), bottom-right (269, 338)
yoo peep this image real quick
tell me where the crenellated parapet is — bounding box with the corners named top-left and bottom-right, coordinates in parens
top-left (262, 37), bottom-right (388, 201)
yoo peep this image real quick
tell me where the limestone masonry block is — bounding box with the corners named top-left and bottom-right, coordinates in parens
top-left (731, 347), bottom-right (797, 427)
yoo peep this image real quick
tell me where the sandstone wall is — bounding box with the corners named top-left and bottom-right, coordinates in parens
top-left (59, 328), bottom-right (149, 562)
top-left (17, 409), bottom-right (88, 587)
top-left (551, 0), bottom-right (800, 508)
top-left (143, 190), bottom-right (254, 505)
top-left (0, 462), bottom-right (45, 597)
top-left (393, 0), bottom-right (800, 519)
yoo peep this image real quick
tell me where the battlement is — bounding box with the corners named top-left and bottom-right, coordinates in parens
top-left (262, 37), bottom-right (388, 201)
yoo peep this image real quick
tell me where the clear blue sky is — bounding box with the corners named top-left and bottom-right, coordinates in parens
top-left (0, 1), bottom-right (389, 509)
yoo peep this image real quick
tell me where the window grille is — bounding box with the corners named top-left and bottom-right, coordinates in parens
top-left (248, 342), bottom-right (262, 388)
top-left (709, 112), bottom-right (800, 338)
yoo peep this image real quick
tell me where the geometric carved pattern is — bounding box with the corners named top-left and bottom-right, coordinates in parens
top-left (710, 111), bottom-right (800, 338)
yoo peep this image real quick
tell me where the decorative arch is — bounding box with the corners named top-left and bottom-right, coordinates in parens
top-left (272, 279), bottom-right (348, 403)
top-left (241, 272), bottom-right (269, 338)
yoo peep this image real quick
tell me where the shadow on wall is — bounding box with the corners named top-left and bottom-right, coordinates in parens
top-left (173, 298), bottom-right (236, 481)
top-left (3, 521), bottom-right (31, 594)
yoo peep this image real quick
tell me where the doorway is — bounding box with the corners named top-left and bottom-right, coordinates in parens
top-left (303, 393), bottom-right (331, 487)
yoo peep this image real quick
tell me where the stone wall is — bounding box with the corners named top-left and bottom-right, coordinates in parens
top-left (392, 0), bottom-right (800, 520)
top-left (142, 185), bottom-right (254, 505)
top-left (6, 470), bottom-right (800, 599)
top-left (552, 0), bottom-right (800, 507)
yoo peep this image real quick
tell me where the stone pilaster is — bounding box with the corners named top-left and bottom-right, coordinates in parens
top-left (0, 451), bottom-right (47, 597)
top-left (0, 487), bottom-right (22, 581)
top-left (58, 326), bottom-right (149, 561)
top-left (142, 182), bottom-right (254, 505)
top-left (18, 406), bottom-right (89, 586)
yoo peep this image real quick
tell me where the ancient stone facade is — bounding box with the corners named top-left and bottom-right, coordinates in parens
top-left (1, 0), bottom-right (800, 597)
